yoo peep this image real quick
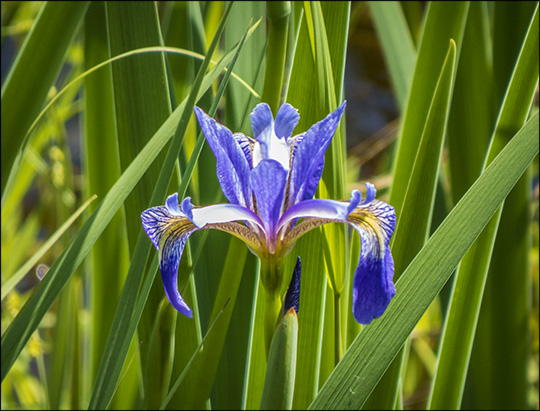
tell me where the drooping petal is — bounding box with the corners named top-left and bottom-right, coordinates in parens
top-left (141, 194), bottom-right (266, 317)
top-left (347, 201), bottom-right (396, 324)
top-left (141, 204), bottom-right (197, 317)
top-left (194, 106), bottom-right (252, 208)
top-left (288, 101), bottom-right (346, 206)
top-left (274, 103), bottom-right (299, 139)
top-left (352, 243), bottom-right (395, 324)
top-left (251, 159), bottom-right (288, 250)
top-left (280, 189), bottom-right (396, 324)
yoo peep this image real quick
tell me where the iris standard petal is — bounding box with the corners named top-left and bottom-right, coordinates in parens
top-left (285, 133), bottom-right (324, 203)
top-left (250, 103), bottom-right (291, 170)
top-left (250, 103), bottom-right (274, 139)
top-left (194, 106), bottom-right (252, 208)
top-left (251, 159), bottom-right (288, 249)
top-left (274, 103), bottom-right (299, 139)
top-left (288, 101), bottom-right (346, 206)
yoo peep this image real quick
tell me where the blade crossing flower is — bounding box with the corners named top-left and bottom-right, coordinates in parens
top-left (141, 101), bottom-right (396, 328)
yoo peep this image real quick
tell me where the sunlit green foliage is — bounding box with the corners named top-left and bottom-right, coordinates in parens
top-left (1, 1), bottom-right (538, 410)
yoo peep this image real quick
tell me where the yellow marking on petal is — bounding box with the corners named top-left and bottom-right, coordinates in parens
top-left (158, 216), bottom-right (198, 250)
top-left (207, 222), bottom-right (264, 255)
top-left (282, 217), bottom-right (339, 251)
top-left (347, 210), bottom-right (387, 255)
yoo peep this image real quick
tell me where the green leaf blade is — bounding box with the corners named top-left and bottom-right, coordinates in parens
top-left (309, 111), bottom-right (539, 410)
top-left (1, 1), bottom-right (90, 197)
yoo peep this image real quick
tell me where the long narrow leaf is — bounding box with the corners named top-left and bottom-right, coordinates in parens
top-left (366, 3), bottom-right (469, 407)
top-left (1, 1), bottom-right (89, 197)
top-left (428, 6), bottom-right (539, 409)
top-left (368, 1), bottom-right (417, 111)
top-left (364, 39), bottom-right (456, 411)
top-left (389, 2), bottom-right (469, 216)
top-left (83, 5), bottom-right (135, 405)
top-left (0, 25), bottom-right (248, 383)
top-left (309, 111), bottom-right (539, 409)
top-left (88, 13), bottom-right (261, 409)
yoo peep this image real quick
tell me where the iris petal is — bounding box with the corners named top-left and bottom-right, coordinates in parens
top-left (141, 205), bottom-right (197, 317)
top-left (289, 101), bottom-right (346, 206)
top-left (274, 103), bottom-right (299, 139)
top-left (194, 106), bottom-right (252, 208)
top-left (251, 159), bottom-right (288, 248)
top-left (286, 133), bottom-right (325, 203)
top-left (233, 132), bottom-right (254, 166)
top-left (280, 190), bottom-right (396, 325)
top-left (347, 201), bottom-right (396, 324)
top-left (250, 103), bottom-right (274, 140)
top-left (278, 189), bottom-right (362, 231)
top-left (284, 257), bottom-right (301, 314)
top-left (141, 195), bottom-right (267, 317)
top-left (301, 158), bottom-right (325, 201)
top-left (250, 103), bottom-right (291, 170)
top-left (352, 243), bottom-right (395, 324)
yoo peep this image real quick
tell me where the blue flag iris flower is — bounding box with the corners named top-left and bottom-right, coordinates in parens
top-left (141, 101), bottom-right (396, 325)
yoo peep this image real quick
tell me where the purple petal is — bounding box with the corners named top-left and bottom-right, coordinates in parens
top-left (250, 159), bottom-right (288, 244)
top-left (278, 189), bottom-right (362, 231)
top-left (194, 106), bottom-right (252, 208)
top-left (250, 104), bottom-right (291, 170)
top-left (250, 103), bottom-right (274, 139)
top-left (141, 204), bottom-right (197, 317)
top-left (159, 225), bottom-right (195, 317)
top-left (301, 157), bottom-right (324, 201)
top-left (352, 243), bottom-right (395, 324)
top-left (289, 101), bottom-right (346, 206)
top-left (233, 132), bottom-right (254, 166)
top-left (348, 200), bottom-right (396, 324)
top-left (279, 193), bottom-right (396, 325)
top-left (274, 103), bottom-right (299, 139)
top-left (287, 133), bottom-right (324, 202)
top-left (284, 257), bottom-right (301, 314)
top-left (141, 195), bottom-right (267, 318)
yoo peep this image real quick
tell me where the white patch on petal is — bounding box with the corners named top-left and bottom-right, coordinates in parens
top-left (190, 203), bottom-right (265, 231)
top-left (252, 126), bottom-right (291, 171)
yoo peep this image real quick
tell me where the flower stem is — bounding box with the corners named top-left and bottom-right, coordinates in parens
top-left (264, 290), bottom-right (282, 358)
top-left (334, 291), bottom-right (343, 365)
top-left (260, 256), bottom-right (285, 357)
